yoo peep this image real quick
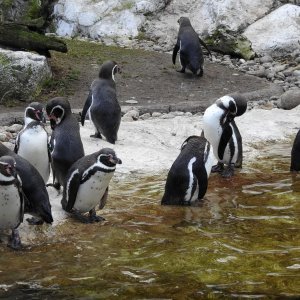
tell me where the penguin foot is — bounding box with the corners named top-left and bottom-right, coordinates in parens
top-left (221, 165), bottom-right (235, 178)
top-left (89, 209), bottom-right (105, 223)
top-left (7, 229), bottom-right (22, 250)
top-left (90, 132), bottom-right (102, 139)
top-left (26, 217), bottom-right (44, 225)
top-left (46, 182), bottom-right (61, 191)
top-left (211, 163), bottom-right (224, 173)
top-left (176, 68), bottom-right (186, 73)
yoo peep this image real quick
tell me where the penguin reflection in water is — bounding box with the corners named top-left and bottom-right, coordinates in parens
top-left (161, 135), bottom-right (214, 205)
top-left (291, 129), bottom-right (300, 172)
top-left (172, 17), bottom-right (211, 76)
top-left (61, 148), bottom-right (121, 223)
top-left (46, 97), bottom-right (85, 190)
top-left (14, 102), bottom-right (50, 184)
top-left (81, 60), bottom-right (121, 144)
top-left (0, 156), bottom-right (24, 249)
top-left (203, 94), bottom-right (247, 178)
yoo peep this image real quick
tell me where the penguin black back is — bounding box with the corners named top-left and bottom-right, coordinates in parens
top-left (81, 61), bottom-right (121, 144)
top-left (0, 142), bottom-right (53, 224)
top-left (291, 129), bottom-right (300, 172)
top-left (161, 135), bottom-right (212, 205)
top-left (172, 17), bottom-right (211, 76)
top-left (46, 97), bottom-right (85, 188)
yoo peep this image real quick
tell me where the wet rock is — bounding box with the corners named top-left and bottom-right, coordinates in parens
top-left (278, 89), bottom-right (300, 110)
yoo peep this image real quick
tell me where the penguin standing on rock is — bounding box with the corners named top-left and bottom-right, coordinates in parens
top-left (0, 142), bottom-right (53, 225)
top-left (203, 94), bottom-right (247, 178)
top-left (81, 60), bottom-right (121, 144)
top-left (161, 135), bottom-right (214, 206)
top-left (172, 17), bottom-right (211, 76)
top-left (15, 102), bottom-right (50, 184)
top-left (61, 148), bottom-right (122, 223)
top-left (46, 97), bottom-right (85, 190)
top-left (0, 156), bottom-right (24, 249)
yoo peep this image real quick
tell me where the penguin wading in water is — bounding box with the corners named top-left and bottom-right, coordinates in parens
top-left (46, 97), bottom-right (85, 190)
top-left (14, 102), bottom-right (50, 184)
top-left (172, 17), bottom-right (211, 76)
top-left (81, 60), bottom-right (121, 144)
top-left (161, 135), bottom-right (214, 205)
top-left (290, 129), bottom-right (300, 172)
top-left (61, 148), bottom-right (122, 223)
top-left (0, 142), bottom-right (53, 225)
top-left (203, 94), bottom-right (247, 178)
top-left (0, 156), bottom-right (24, 249)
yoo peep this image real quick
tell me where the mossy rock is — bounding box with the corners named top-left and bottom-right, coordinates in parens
top-left (205, 27), bottom-right (256, 60)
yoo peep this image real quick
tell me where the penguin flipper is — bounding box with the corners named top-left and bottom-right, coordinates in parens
top-left (218, 125), bottom-right (233, 160)
top-left (81, 91), bottom-right (92, 126)
top-left (99, 187), bottom-right (108, 210)
top-left (63, 170), bottom-right (80, 212)
top-left (198, 37), bottom-right (212, 57)
top-left (172, 42), bottom-right (180, 65)
top-left (14, 133), bottom-right (20, 154)
top-left (193, 162), bottom-right (208, 200)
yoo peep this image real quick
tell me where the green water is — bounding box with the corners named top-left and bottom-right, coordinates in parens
top-left (0, 143), bottom-right (300, 299)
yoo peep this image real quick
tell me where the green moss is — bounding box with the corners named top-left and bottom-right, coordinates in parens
top-left (113, 1), bottom-right (134, 12)
top-left (26, 0), bottom-right (42, 20)
top-left (0, 53), bottom-right (11, 66)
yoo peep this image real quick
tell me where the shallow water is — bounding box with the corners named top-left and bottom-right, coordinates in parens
top-left (0, 143), bottom-right (300, 299)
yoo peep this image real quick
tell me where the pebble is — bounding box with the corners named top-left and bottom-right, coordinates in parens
top-left (125, 100), bottom-right (138, 104)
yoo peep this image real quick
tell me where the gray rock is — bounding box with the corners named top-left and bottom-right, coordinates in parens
top-left (140, 113), bottom-right (151, 120)
top-left (293, 70), bottom-right (300, 77)
top-left (278, 89), bottom-right (300, 110)
top-left (123, 109), bottom-right (139, 120)
top-left (152, 112), bottom-right (162, 118)
top-left (260, 55), bottom-right (273, 64)
top-left (6, 124), bottom-right (22, 133)
top-left (0, 49), bottom-right (51, 103)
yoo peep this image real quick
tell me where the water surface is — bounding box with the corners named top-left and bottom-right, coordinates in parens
top-left (0, 143), bottom-right (299, 299)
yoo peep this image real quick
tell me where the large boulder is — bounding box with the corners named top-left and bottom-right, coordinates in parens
top-left (243, 4), bottom-right (300, 57)
top-left (54, 0), bottom-right (169, 38)
top-left (278, 89), bottom-right (300, 110)
top-left (0, 49), bottom-right (51, 102)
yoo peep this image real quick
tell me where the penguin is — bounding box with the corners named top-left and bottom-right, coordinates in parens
top-left (203, 94), bottom-right (247, 178)
top-left (81, 60), bottom-right (121, 144)
top-left (290, 129), bottom-right (300, 172)
top-left (46, 97), bottom-right (85, 190)
top-left (0, 156), bottom-right (24, 249)
top-left (172, 17), bottom-right (211, 76)
top-left (14, 102), bottom-right (50, 184)
top-left (61, 148), bottom-right (122, 223)
top-left (0, 142), bottom-right (53, 225)
top-left (161, 134), bottom-right (214, 205)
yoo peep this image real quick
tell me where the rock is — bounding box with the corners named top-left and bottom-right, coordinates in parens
top-left (293, 70), bottom-right (300, 77)
top-left (123, 110), bottom-right (139, 120)
top-left (125, 99), bottom-right (139, 104)
top-left (140, 113), bottom-right (151, 120)
top-left (244, 4), bottom-right (300, 57)
top-left (152, 112), bottom-right (162, 117)
top-left (278, 89), bottom-right (300, 110)
top-left (0, 48), bottom-right (51, 103)
top-left (6, 124), bottom-right (23, 133)
top-left (259, 55), bottom-right (273, 64)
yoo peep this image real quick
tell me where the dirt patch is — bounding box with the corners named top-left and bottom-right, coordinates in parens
top-left (0, 39), bottom-right (277, 116)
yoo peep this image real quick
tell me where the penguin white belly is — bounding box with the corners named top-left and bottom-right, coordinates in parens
top-left (184, 157), bottom-right (199, 202)
top-left (203, 104), bottom-right (223, 160)
top-left (18, 127), bottom-right (50, 183)
top-left (74, 171), bottom-right (113, 213)
top-left (0, 186), bottom-right (21, 229)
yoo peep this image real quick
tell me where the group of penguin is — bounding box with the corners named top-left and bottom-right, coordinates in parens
top-left (1, 17), bottom-right (299, 250)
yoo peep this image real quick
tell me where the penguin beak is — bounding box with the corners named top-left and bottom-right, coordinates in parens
top-left (5, 165), bottom-right (16, 177)
top-left (109, 155), bottom-right (122, 165)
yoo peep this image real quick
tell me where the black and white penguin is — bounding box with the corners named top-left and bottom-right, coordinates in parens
top-left (0, 156), bottom-right (24, 249)
top-left (0, 142), bottom-right (53, 225)
top-left (172, 17), bottom-right (211, 76)
top-left (203, 94), bottom-right (247, 178)
top-left (14, 102), bottom-right (50, 184)
top-left (46, 97), bottom-right (85, 190)
top-left (290, 130), bottom-right (300, 172)
top-left (61, 148), bottom-right (122, 223)
top-left (161, 135), bottom-right (214, 205)
top-left (81, 60), bottom-right (121, 144)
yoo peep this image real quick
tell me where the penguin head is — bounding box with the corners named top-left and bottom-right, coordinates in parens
top-left (97, 148), bottom-right (122, 167)
top-left (229, 93), bottom-right (247, 117)
top-left (0, 156), bottom-right (17, 178)
top-left (46, 97), bottom-right (71, 129)
top-left (178, 17), bottom-right (192, 27)
top-left (98, 61), bottom-right (121, 81)
top-left (25, 102), bottom-right (45, 125)
top-left (216, 96), bottom-right (237, 123)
